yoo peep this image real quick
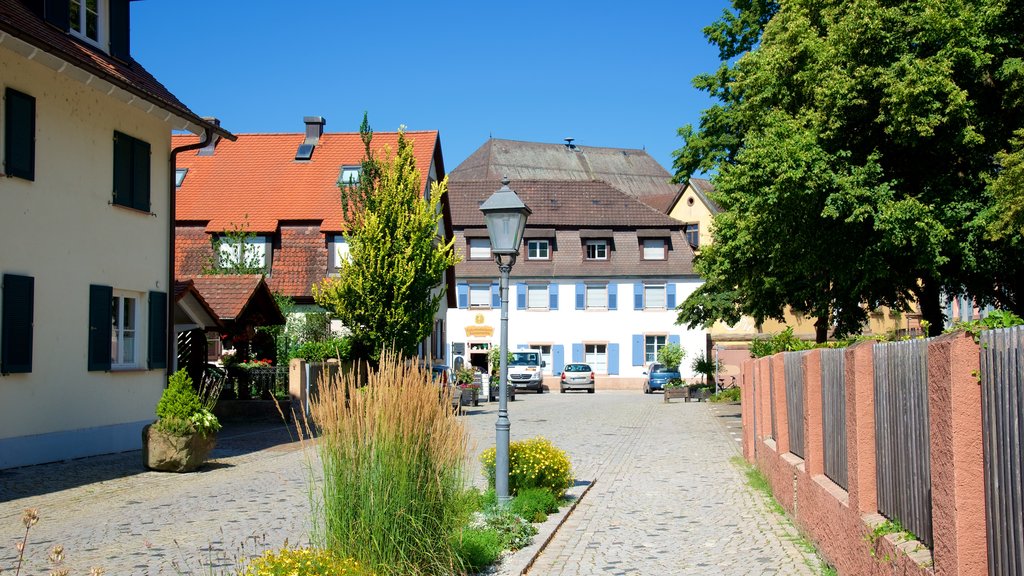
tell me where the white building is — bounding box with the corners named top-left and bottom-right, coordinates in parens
top-left (446, 179), bottom-right (705, 388)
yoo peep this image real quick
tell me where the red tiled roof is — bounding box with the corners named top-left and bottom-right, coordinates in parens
top-left (266, 225), bottom-right (329, 297)
top-left (188, 275), bottom-right (278, 323)
top-left (0, 0), bottom-right (227, 139)
top-left (173, 279), bottom-right (222, 328)
top-left (173, 131), bottom-right (441, 233)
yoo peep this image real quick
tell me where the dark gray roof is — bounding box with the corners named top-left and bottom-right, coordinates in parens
top-left (451, 138), bottom-right (677, 199)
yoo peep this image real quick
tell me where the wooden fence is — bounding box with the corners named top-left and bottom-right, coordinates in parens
top-left (873, 339), bottom-right (933, 548)
top-left (784, 351), bottom-right (808, 458)
top-left (980, 326), bottom-right (1024, 576)
top-left (820, 348), bottom-right (848, 490)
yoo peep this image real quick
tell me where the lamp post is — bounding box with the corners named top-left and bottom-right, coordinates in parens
top-left (480, 176), bottom-right (531, 505)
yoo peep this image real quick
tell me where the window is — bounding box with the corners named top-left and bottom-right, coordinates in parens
top-left (113, 131), bottom-right (151, 212)
top-left (644, 283), bottom-right (666, 309)
top-left (685, 224), bottom-right (699, 249)
top-left (329, 235), bottom-right (350, 273)
top-left (175, 168), bottom-right (188, 188)
top-left (645, 335), bottom-right (667, 363)
top-left (338, 165), bottom-right (361, 186)
top-left (69, 0), bottom-right (104, 46)
top-left (527, 240), bottom-right (550, 260)
top-left (531, 344), bottom-right (552, 374)
top-left (218, 236), bottom-right (269, 271)
top-left (4, 88), bottom-right (35, 181)
top-left (468, 238), bottom-right (491, 260)
top-left (642, 238), bottom-right (666, 260)
top-left (469, 284), bottom-right (491, 308)
top-left (110, 291), bottom-right (139, 368)
top-left (527, 284), bottom-right (548, 309)
top-left (585, 344), bottom-right (607, 373)
top-left (585, 284), bottom-right (607, 309)
top-left (585, 240), bottom-right (608, 260)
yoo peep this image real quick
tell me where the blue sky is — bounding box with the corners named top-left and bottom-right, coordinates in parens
top-left (132, 1), bottom-right (731, 177)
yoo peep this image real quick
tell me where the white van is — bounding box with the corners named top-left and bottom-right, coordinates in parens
top-left (508, 349), bottom-right (546, 392)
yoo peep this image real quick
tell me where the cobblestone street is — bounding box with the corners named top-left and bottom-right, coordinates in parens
top-left (1, 391), bottom-right (819, 575)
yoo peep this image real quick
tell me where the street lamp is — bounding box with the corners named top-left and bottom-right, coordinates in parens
top-left (480, 176), bottom-right (531, 505)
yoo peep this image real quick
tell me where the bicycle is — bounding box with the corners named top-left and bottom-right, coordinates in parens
top-left (716, 375), bottom-right (738, 392)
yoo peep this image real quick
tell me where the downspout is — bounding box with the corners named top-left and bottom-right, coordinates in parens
top-left (167, 129), bottom-right (214, 376)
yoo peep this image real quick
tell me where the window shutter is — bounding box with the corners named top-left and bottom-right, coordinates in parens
top-left (456, 283), bottom-right (468, 309)
top-left (132, 137), bottom-right (151, 211)
top-left (1, 274), bottom-right (34, 374)
top-left (608, 283), bottom-right (618, 310)
top-left (515, 283), bottom-right (526, 310)
top-left (88, 284), bottom-right (113, 371)
top-left (575, 283), bottom-right (585, 310)
top-left (548, 283), bottom-right (558, 310)
top-left (667, 283), bottom-right (677, 309)
top-left (148, 291), bottom-right (167, 370)
top-left (112, 132), bottom-right (131, 207)
top-left (552, 345), bottom-right (564, 375)
top-left (4, 89), bottom-right (35, 181)
top-left (632, 334), bottom-right (644, 366)
top-left (607, 343), bottom-right (620, 375)
top-left (43, 0), bottom-right (69, 30)
top-left (109, 0), bottom-right (130, 61)
top-left (634, 283), bottom-right (643, 310)
top-left (572, 343), bottom-right (584, 363)
top-left (669, 334), bottom-right (681, 347)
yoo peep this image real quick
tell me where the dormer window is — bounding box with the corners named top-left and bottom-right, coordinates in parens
top-left (642, 238), bottom-right (666, 260)
top-left (175, 168), bottom-right (188, 188)
top-left (338, 166), bottom-right (361, 186)
top-left (586, 240), bottom-right (608, 260)
top-left (69, 0), bottom-right (104, 48)
top-left (527, 239), bottom-right (550, 260)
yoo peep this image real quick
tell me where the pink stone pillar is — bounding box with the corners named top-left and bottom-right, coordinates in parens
top-left (845, 340), bottom-right (877, 514)
top-left (289, 358), bottom-right (307, 422)
top-left (927, 332), bottom-right (987, 576)
top-left (742, 358), bottom-right (755, 460)
top-left (770, 353), bottom-right (790, 454)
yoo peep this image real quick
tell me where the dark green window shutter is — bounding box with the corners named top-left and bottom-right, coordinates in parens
top-left (43, 0), bottom-right (69, 31)
top-left (88, 284), bottom-right (112, 371)
top-left (132, 137), bottom-right (151, 211)
top-left (112, 131), bottom-right (131, 208)
top-left (148, 291), bottom-right (167, 370)
top-left (4, 88), bottom-right (35, 181)
top-left (1, 274), bottom-right (34, 374)
top-left (108, 0), bottom-right (130, 61)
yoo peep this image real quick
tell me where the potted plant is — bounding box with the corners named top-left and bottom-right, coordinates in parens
top-left (454, 367), bottom-right (480, 406)
top-left (142, 369), bottom-right (222, 472)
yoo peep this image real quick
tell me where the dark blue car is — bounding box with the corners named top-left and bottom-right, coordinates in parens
top-left (643, 362), bottom-right (681, 394)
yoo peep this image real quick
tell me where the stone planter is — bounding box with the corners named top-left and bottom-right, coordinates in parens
top-left (685, 387), bottom-right (712, 402)
top-left (142, 423), bottom-right (216, 472)
top-left (460, 387), bottom-right (480, 406)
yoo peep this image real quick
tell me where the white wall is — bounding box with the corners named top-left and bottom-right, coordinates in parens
top-left (0, 47), bottom-right (173, 467)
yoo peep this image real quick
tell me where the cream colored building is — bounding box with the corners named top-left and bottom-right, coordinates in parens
top-left (0, 1), bottom-right (228, 468)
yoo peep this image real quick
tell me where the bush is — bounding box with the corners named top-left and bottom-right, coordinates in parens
top-left (453, 527), bottom-right (502, 572)
top-left (749, 327), bottom-right (813, 358)
top-left (656, 342), bottom-right (685, 370)
top-left (154, 370), bottom-right (220, 436)
top-left (710, 387), bottom-right (741, 403)
top-left (292, 337), bottom-right (351, 363)
top-left (308, 352), bottom-right (469, 576)
top-left (481, 436), bottom-right (573, 498)
top-left (511, 487), bottom-right (560, 523)
top-left (240, 547), bottom-right (372, 576)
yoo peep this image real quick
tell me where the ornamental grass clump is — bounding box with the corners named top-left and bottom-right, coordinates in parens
top-left (308, 351), bottom-right (469, 576)
top-left (481, 436), bottom-right (573, 498)
top-left (154, 369), bottom-right (221, 436)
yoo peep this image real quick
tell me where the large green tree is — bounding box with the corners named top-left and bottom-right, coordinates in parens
top-left (313, 115), bottom-right (458, 361)
top-left (675, 0), bottom-right (1024, 340)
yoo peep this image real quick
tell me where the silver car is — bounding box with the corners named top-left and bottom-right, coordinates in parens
top-left (560, 363), bottom-right (595, 393)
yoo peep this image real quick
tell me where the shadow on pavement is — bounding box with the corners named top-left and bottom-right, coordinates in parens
top-left (0, 420), bottom-right (302, 502)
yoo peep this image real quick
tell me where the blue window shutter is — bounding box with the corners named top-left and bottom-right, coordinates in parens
top-left (1, 274), bottom-right (34, 374)
top-left (88, 285), bottom-right (113, 371)
top-left (634, 283), bottom-right (644, 310)
top-left (572, 343), bottom-right (584, 362)
top-left (632, 334), bottom-right (644, 366)
top-left (608, 283), bottom-right (618, 310)
top-left (492, 282), bottom-right (501, 308)
top-left (549, 284), bottom-right (558, 310)
top-left (667, 283), bottom-right (677, 309)
top-left (608, 343), bottom-right (620, 375)
top-left (147, 291), bottom-right (167, 370)
top-left (575, 283), bottom-right (585, 310)
top-left (456, 283), bottom-right (468, 309)
top-left (552, 345), bottom-right (565, 375)
top-left (669, 334), bottom-right (681, 347)
top-left (516, 283), bottom-right (526, 310)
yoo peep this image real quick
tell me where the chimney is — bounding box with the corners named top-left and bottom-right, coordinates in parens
top-left (197, 118), bottom-right (221, 156)
top-left (564, 137), bottom-right (576, 150)
top-left (296, 116), bottom-right (326, 160)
